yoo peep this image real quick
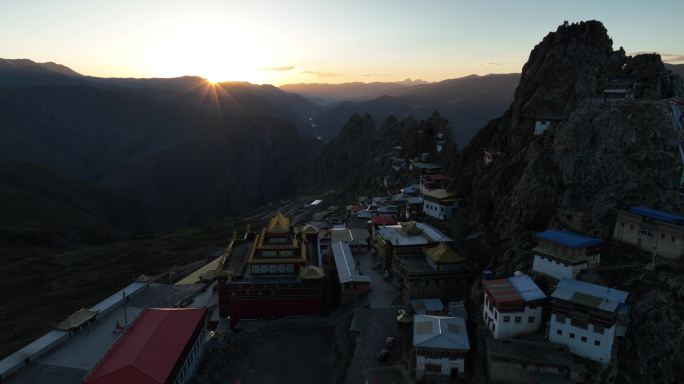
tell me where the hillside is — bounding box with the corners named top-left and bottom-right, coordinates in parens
top-left (104, 116), bottom-right (322, 229)
top-left (666, 63), bottom-right (684, 79)
top-left (90, 77), bottom-right (323, 135)
top-left (312, 73), bottom-right (519, 143)
top-left (441, 20), bottom-right (684, 383)
top-left (0, 161), bottom-right (143, 247)
top-left (0, 59), bottom-right (85, 86)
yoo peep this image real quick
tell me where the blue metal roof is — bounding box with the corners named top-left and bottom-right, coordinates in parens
top-left (535, 230), bottom-right (603, 249)
top-left (508, 274), bottom-right (546, 302)
top-left (629, 206), bottom-right (684, 226)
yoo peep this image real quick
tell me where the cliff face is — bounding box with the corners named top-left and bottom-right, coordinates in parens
top-left (451, 20), bottom-right (683, 242)
top-left (318, 112), bottom-right (451, 191)
top-left (446, 20), bottom-right (684, 383)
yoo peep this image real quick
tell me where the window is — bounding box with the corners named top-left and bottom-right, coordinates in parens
top-left (661, 234), bottom-right (666, 239)
top-left (503, 316), bottom-right (510, 323)
top-left (594, 340), bottom-right (601, 346)
top-left (529, 304), bottom-right (537, 309)
top-left (630, 224), bottom-right (634, 230)
top-left (594, 324), bottom-right (605, 334)
top-left (639, 225), bottom-right (654, 238)
top-left (556, 329), bottom-right (562, 335)
top-left (581, 336), bottom-right (587, 342)
top-left (515, 316), bottom-right (521, 323)
top-left (528, 316), bottom-right (535, 323)
top-left (569, 333), bottom-right (575, 339)
top-left (672, 236), bottom-right (676, 242)
top-left (556, 315), bottom-right (566, 324)
top-left (621, 223), bottom-right (625, 227)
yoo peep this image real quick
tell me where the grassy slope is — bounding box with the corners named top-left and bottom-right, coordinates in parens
top-left (0, 218), bottom-right (242, 358)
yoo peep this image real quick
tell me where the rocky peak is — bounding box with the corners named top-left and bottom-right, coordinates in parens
top-left (449, 20), bottom-right (682, 241)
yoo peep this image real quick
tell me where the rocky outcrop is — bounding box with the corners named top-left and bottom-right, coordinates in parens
top-left (317, 112), bottom-right (452, 191)
top-left (449, 20), bottom-right (683, 241)
top-left (444, 20), bottom-right (684, 383)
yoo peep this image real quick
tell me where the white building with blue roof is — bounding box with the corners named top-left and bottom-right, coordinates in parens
top-left (614, 206), bottom-right (684, 259)
top-left (532, 229), bottom-right (603, 280)
top-left (413, 315), bottom-right (469, 380)
top-left (548, 278), bottom-right (629, 364)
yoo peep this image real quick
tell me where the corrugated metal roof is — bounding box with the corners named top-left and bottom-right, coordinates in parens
top-left (54, 309), bottom-right (98, 330)
top-left (485, 274), bottom-right (545, 303)
top-left (85, 308), bottom-right (206, 384)
top-left (413, 315), bottom-right (469, 351)
top-left (536, 230), bottom-right (603, 249)
top-left (422, 189), bottom-right (457, 200)
top-left (484, 279), bottom-right (521, 303)
top-left (410, 298), bottom-right (444, 314)
top-left (629, 206), bottom-right (684, 226)
top-left (508, 274), bottom-right (546, 302)
top-left (448, 301), bottom-right (468, 320)
top-left (331, 242), bottom-right (371, 284)
top-left (376, 222), bottom-right (452, 246)
top-left (331, 228), bottom-right (354, 243)
top-left (551, 278), bottom-right (628, 313)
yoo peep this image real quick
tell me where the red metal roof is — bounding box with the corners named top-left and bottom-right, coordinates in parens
top-left (371, 216), bottom-right (396, 225)
top-left (484, 278), bottom-right (522, 304)
top-left (85, 308), bottom-right (206, 384)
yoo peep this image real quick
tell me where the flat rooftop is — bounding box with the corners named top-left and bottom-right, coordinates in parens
top-left (552, 278), bottom-right (628, 313)
top-left (376, 222), bottom-right (452, 246)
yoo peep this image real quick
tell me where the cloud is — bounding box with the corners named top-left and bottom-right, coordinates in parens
top-left (361, 73), bottom-right (389, 77)
top-left (629, 51), bottom-right (684, 63)
top-left (258, 66), bottom-right (294, 72)
top-left (301, 70), bottom-right (339, 77)
top-left (479, 58), bottom-right (515, 66)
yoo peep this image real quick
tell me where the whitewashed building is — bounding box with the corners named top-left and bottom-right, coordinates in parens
top-left (483, 274), bottom-right (546, 339)
top-left (422, 189), bottom-right (458, 220)
top-left (534, 119), bottom-right (552, 135)
top-left (548, 278), bottom-right (629, 364)
top-left (414, 315), bottom-right (469, 380)
top-left (613, 206), bottom-right (684, 260)
top-left (532, 230), bottom-right (603, 280)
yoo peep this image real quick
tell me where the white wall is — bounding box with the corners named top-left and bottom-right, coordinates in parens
top-left (534, 121), bottom-right (551, 135)
top-left (548, 313), bottom-right (615, 363)
top-left (532, 254), bottom-right (587, 280)
top-left (422, 200), bottom-right (454, 220)
top-left (416, 355), bottom-right (464, 380)
top-left (174, 327), bottom-right (207, 384)
top-left (483, 293), bottom-right (543, 339)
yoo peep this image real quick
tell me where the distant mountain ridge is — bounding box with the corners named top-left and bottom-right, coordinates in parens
top-left (280, 78), bottom-right (429, 104)
top-left (311, 73), bottom-right (520, 143)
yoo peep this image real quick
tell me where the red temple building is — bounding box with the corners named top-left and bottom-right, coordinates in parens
top-left (218, 213), bottom-right (326, 323)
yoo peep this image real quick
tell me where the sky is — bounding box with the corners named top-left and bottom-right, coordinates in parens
top-left (1, 0), bottom-right (682, 85)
